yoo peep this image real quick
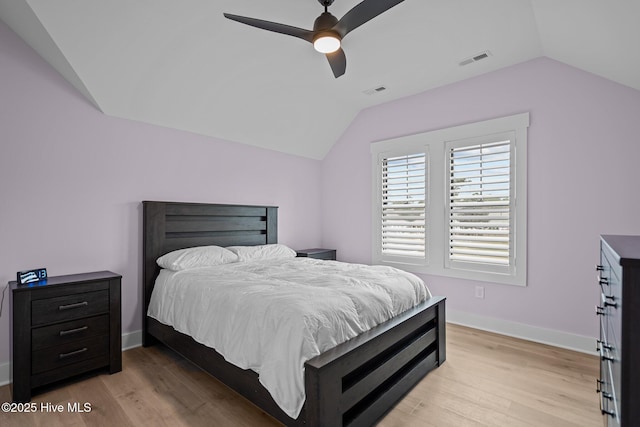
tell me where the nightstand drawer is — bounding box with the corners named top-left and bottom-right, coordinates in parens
top-left (32, 335), bottom-right (109, 374)
top-left (32, 290), bottom-right (109, 326)
top-left (32, 315), bottom-right (109, 350)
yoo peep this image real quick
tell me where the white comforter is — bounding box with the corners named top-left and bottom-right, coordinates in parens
top-left (147, 258), bottom-right (430, 419)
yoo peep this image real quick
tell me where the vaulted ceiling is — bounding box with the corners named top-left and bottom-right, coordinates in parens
top-left (1, 0), bottom-right (638, 159)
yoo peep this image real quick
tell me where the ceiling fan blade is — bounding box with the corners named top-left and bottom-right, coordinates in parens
top-left (224, 13), bottom-right (315, 43)
top-left (326, 48), bottom-right (346, 78)
top-left (334, 0), bottom-right (405, 37)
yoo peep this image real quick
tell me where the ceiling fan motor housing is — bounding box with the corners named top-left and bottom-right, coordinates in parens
top-left (313, 11), bottom-right (341, 48)
top-left (314, 11), bottom-right (339, 32)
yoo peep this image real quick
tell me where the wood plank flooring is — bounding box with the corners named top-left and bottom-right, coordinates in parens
top-left (0, 324), bottom-right (602, 426)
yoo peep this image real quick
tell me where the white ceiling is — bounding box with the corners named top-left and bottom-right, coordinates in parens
top-left (1, 0), bottom-right (639, 159)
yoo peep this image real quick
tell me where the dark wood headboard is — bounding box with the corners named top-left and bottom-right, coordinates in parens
top-left (142, 201), bottom-right (278, 344)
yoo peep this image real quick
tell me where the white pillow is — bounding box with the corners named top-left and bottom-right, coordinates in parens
top-left (226, 244), bottom-right (297, 262)
top-left (157, 245), bottom-right (238, 271)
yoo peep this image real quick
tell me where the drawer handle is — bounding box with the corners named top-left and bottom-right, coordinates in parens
top-left (596, 378), bottom-right (603, 393)
top-left (603, 297), bottom-right (617, 308)
top-left (59, 347), bottom-right (88, 359)
top-left (599, 385), bottom-right (616, 417)
top-left (596, 265), bottom-right (604, 271)
top-left (601, 409), bottom-right (615, 417)
top-left (58, 301), bottom-right (88, 311)
top-left (598, 344), bottom-right (615, 362)
top-left (595, 305), bottom-right (605, 316)
top-left (601, 400), bottom-right (615, 417)
top-left (598, 277), bottom-right (608, 286)
top-left (59, 326), bottom-right (89, 336)
top-left (597, 340), bottom-right (613, 351)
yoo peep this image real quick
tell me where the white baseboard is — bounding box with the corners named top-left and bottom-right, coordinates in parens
top-left (447, 309), bottom-right (597, 355)
top-left (0, 330), bottom-right (143, 388)
top-left (122, 329), bottom-right (143, 351)
top-left (0, 318), bottom-right (596, 388)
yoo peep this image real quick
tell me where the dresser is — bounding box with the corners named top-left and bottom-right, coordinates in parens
top-left (597, 235), bottom-right (640, 426)
top-left (10, 271), bottom-right (122, 402)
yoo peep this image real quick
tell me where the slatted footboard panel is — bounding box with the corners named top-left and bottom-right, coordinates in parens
top-left (303, 297), bottom-right (446, 427)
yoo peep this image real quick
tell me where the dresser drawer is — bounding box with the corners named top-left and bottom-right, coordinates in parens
top-left (32, 335), bottom-right (109, 374)
top-left (32, 314), bottom-right (109, 350)
top-left (600, 357), bottom-right (620, 425)
top-left (31, 290), bottom-right (109, 326)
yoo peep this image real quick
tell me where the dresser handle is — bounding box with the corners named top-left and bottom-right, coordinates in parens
top-left (604, 295), bottom-right (618, 308)
top-left (596, 265), bottom-right (604, 271)
top-left (596, 305), bottom-right (605, 316)
top-left (601, 408), bottom-right (615, 417)
top-left (599, 345), bottom-right (615, 362)
top-left (58, 301), bottom-right (88, 311)
top-left (600, 389), bottom-right (616, 417)
top-left (598, 277), bottom-right (609, 285)
top-left (59, 326), bottom-right (89, 336)
top-left (597, 340), bottom-right (613, 352)
top-left (59, 347), bottom-right (88, 359)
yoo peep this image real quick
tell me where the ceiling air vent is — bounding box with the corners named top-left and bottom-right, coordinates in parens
top-left (363, 85), bottom-right (387, 96)
top-left (459, 51), bottom-right (492, 67)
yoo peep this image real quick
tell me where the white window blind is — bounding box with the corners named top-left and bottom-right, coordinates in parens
top-left (447, 137), bottom-right (514, 272)
top-left (372, 112), bottom-right (527, 285)
top-left (381, 153), bottom-right (426, 259)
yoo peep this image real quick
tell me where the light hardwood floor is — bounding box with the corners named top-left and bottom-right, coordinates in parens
top-left (0, 324), bottom-right (602, 427)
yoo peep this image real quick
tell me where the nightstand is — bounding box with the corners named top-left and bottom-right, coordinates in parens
top-left (10, 271), bottom-right (122, 402)
top-left (296, 248), bottom-right (337, 260)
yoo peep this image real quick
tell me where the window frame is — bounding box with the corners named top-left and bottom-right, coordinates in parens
top-left (371, 113), bottom-right (529, 286)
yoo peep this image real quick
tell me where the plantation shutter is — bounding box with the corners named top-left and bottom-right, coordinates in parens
top-left (381, 153), bottom-right (426, 259)
top-left (447, 138), bottom-right (514, 270)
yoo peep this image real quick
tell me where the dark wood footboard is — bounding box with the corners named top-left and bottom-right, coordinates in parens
top-left (147, 296), bottom-right (445, 426)
top-left (304, 296), bottom-right (445, 427)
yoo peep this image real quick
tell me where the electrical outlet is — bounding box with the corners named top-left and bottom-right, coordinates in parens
top-left (475, 286), bottom-right (485, 299)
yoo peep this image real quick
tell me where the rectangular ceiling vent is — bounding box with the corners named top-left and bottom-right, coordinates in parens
top-left (459, 50), bottom-right (492, 67)
top-left (363, 85), bottom-right (387, 96)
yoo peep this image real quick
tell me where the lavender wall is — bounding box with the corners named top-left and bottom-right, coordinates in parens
top-left (321, 57), bottom-right (640, 340)
top-left (2, 15), bottom-right (640, 372)
top-left (0, 21), bottom-right (322, 365)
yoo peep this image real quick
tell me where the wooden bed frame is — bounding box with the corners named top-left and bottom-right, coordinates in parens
top-left (142, 201), bottom-right (446, 427)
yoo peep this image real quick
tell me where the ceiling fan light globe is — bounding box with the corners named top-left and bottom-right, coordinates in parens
top-left (314, 35), bottom-right (341, 53)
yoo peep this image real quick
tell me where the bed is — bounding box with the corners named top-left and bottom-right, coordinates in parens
top-left (142, 201), bottom-right (446, 426)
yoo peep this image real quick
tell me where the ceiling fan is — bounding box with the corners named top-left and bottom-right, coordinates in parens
top-left (223, 0), bottom-right (405, 78)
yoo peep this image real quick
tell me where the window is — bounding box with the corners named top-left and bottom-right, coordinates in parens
top-left (381, 153), bottom-right (427, 261)
top-left (372, 113), bottom-right (528, 286)
top-left (446, 135), bottom-right (514, 275)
